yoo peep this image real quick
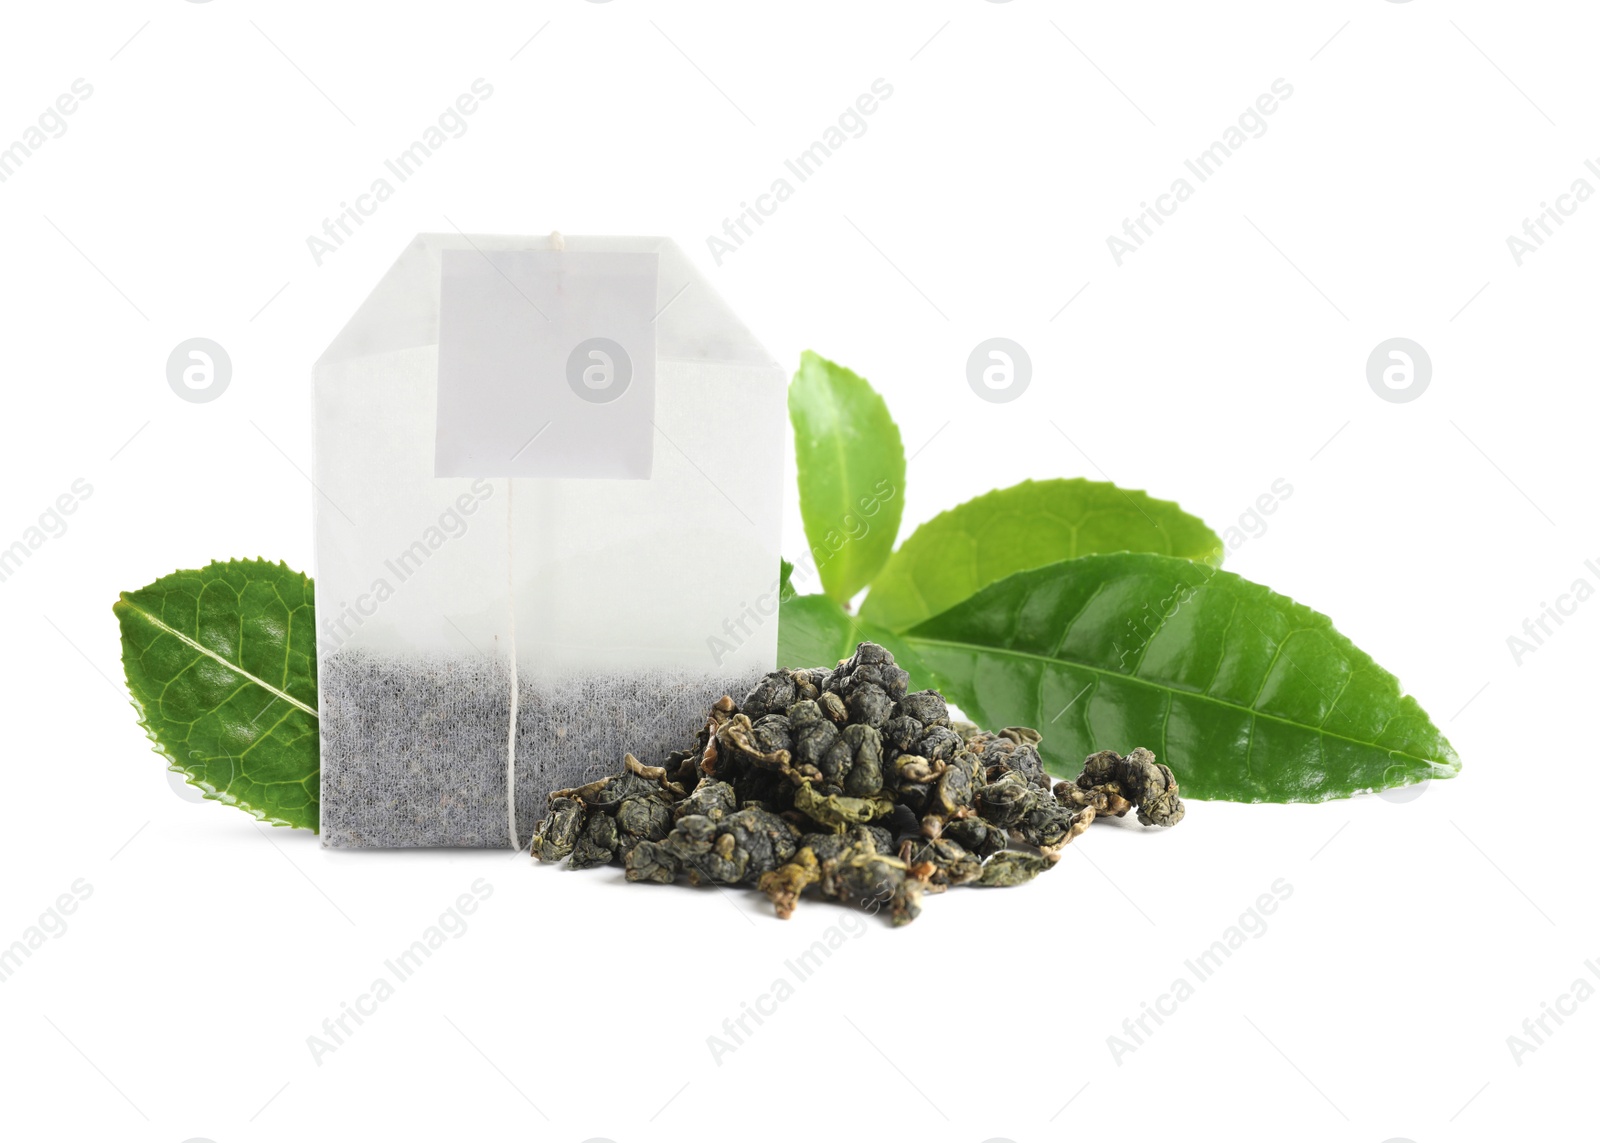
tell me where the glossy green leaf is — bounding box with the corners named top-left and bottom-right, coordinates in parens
top-left (902, 553), bottom-right (1459, 802)
top-left (861, 478), bottom-right (1224, 632)
top-left (115, 559), bottom-right (320, 829)
top-left (777, 592), bottom-right (926, 681)
top-left (788, 351), bottom-right (905, 604)
top-left (777, 594), bottom-right (858, 669)
top-left (779, 559), bottom-right (797, 603)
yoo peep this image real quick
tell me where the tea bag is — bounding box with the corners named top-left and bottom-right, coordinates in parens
top-left (313, 234), bottom-right (786, 847)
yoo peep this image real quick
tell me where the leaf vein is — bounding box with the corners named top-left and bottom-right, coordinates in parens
top-left (906, 635), bottom-right (1443, 767)
top-left (118, 599), bottom-right (318, 718)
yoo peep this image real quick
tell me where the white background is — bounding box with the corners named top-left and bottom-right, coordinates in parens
top-left (0, 2), bottom-right (1593, 1141)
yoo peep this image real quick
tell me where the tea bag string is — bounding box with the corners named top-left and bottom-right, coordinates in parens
top-left (508, 231), bottom-right (563, 848)
top-left (504, 478), bottom-right (521, 851)
top-left (506, 231), bottom-right (562, 849)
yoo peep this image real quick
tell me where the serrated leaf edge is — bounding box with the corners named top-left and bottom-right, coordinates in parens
top-left (114, 557), bottom-right (319, 831)
top-left (860, 477), bottom-right (1225, 633)
top-left (884, 477), bottom-right (1224, 570)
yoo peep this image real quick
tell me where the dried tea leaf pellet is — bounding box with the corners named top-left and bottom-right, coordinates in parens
top-left (531, 643), bottom-right (1185, 924)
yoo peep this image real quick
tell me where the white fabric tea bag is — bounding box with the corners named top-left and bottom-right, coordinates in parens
top-left (313, 234), bottom-right (786, 848)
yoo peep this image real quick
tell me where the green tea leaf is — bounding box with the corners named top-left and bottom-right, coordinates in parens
top-left (902, 553), bottom-right (1459, 802)
top-left (789, 352), bottom-right (905, 604)
top-left (779, 559), bottom-right (797, 603)
top-left (115, 559), bottom-right (320, 829)
top-left (861, 478), bottom-right (1224, 632)
top-left (777, 592), bottom-right (926, 681)
top-left (777, 594), bottom-right (858, 670)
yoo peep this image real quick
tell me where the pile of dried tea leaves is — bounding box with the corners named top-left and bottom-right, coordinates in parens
top-left (530, 643), bottom-right (1184, 925)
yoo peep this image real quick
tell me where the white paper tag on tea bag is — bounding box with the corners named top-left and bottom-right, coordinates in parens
top-left (435, 248), bottom-right (657, 478)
